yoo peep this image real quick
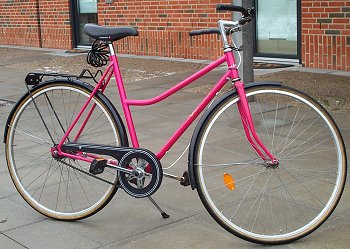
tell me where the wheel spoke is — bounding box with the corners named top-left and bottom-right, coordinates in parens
top-left (6, 83), bottom-right (123, 220)
top-left (194, 86), bottom-right (345, 243)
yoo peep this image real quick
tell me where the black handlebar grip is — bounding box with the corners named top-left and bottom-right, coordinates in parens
top-left (216, 4), bottom-right (249, 17)
top-left (189, 28), bottom-right (232, 36)
top-left (238, 18), bottom-right (248, 26)
top-left (189, 29), bottom-right (221, 36)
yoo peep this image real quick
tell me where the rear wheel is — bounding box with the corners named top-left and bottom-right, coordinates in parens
top-left (193, 85), bottom-right (347, 244)
top-left (6, 81), bottom-right (127, 220)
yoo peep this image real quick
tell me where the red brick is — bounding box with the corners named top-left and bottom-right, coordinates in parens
top-left (302, 0), bottom-right (348, 70)
top-left (329, 1), bottom-right (346, 7)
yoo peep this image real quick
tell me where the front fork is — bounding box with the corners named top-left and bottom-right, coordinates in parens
top-left (234, 81), bottom-right (278, 165)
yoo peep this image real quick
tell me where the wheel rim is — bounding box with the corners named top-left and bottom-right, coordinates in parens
top-left (7, 84), bottom-right (121, 219)
top-left (196, 87), bottom-right (345, 242)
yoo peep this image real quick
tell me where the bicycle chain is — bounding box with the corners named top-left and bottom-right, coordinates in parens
top-left (57, 158), bottom-right (118, 186)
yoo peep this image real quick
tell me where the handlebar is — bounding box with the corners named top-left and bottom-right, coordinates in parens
top-left (216, 4), bottom-right (249, 17)
top-left (217, 4), bottom-right (255, 25)
top-left (189, 4), bottom-right (255, 37)
top-left (189, 28), bottom-right (231, 37)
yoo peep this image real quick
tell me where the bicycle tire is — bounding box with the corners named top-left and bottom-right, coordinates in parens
top-left (5, 80), bottom-right (128, 221)
top-left (192, 84), bottom-right (347, 244)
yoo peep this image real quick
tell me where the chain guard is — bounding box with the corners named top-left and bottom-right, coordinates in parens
top-left (118, 150), bottom-right (162, 198)
top-left (60, 143), bottom-right (163, 198)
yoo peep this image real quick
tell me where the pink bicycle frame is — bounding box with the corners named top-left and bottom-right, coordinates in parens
top-left (56, 46), bottom-right (277, 164)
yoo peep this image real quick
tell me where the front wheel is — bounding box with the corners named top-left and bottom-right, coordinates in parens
top-left (192, 84), bottom-right (347, 244)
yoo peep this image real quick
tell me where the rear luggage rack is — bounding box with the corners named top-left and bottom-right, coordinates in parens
top-left (25, 69), bottom-right (103, 86)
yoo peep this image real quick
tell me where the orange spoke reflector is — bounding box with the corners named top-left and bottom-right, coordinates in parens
top-left (224, 173), bottom-right (235, 190)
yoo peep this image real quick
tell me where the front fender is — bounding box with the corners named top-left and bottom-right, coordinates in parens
top-left (187, 81), bottom-right (282, 190)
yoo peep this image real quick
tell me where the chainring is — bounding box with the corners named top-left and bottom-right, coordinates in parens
top-left (118, 150), bottom-right (162, 198)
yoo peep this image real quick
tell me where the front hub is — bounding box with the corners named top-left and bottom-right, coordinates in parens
top-left (264, 159), bottom-right (279, 169)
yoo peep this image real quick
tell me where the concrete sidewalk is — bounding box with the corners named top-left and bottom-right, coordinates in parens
top-left (0, 47), bottom-right (349, 249)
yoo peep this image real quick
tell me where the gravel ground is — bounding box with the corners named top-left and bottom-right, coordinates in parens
top-left (1, 47), bottom-right (349, 112)
top-left (1, 48), bottom-right (204, 83)
top-left (255, 71), bottom-right (350, 112)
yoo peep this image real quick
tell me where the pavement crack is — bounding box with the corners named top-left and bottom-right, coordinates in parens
top-left (2, 231), bottom-right (30, 249)
top-left (98, 211), bottom-right (204, 248)
top-left (2, 218), bottom-right (47, 233)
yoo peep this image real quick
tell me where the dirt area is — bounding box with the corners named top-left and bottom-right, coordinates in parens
top-left (1, 48), bottom-right (204, 83)
top-left (255, 71), bottom-right (350, 112)
top-left (1, 47), bottom-right (349, 112)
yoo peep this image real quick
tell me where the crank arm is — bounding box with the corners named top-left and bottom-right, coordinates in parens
top-left (106, 162), bottom-right (133, 174)
top-left (164, 171), bottom-right (191, 186)
top-left (164, 172), bottom-right (184, 181)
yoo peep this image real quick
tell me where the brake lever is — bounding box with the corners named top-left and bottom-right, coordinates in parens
top-left (239, 7), bottom-right (255, 25)
top-left (248, 7), bottom-right (255, 19)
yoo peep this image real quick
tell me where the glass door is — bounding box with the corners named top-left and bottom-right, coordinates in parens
top-left (255, 0), bottom-right (298, 58)
top-left (72, 0), bottom-right (98, 46)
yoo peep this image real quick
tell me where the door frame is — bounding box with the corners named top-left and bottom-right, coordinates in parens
top-left (253, 0), bottom-right (301, 62)
top-left (70, 0), bottom-right (98, 47)
top-left (71, 0), bottom-right (79, 48)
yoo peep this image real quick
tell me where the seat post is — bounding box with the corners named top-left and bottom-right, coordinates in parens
top-left (108, 42), bottom-right (116, 56)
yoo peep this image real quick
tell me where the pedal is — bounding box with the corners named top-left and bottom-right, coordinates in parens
top-left (89, 158), bottom-right (107, 175)
top-left (180, 170), bottom-right (191, 186)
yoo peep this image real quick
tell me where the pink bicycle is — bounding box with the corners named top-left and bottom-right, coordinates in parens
top-left (4, 4), bottom-right (347, 245)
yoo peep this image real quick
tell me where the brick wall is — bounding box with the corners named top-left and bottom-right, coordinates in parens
top-left (0, 0), bottom-right (72, 49)
top-left (301, 0), bottom-right (350, 71)
top-left (98, 0), bottom-right (231, 60)
top-left (0, 0), bottom-right (40, 47)
top-left (1, 1), bottom-right (349, 71)
top-left (39, 0), bottom-right (72, 49)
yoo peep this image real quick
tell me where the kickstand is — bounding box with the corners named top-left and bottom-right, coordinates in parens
top-left (148, 196), bottom-right (170, 219)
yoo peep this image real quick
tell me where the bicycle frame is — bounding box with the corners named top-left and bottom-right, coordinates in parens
top-left (56, 43), bottom-right (276, 165)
